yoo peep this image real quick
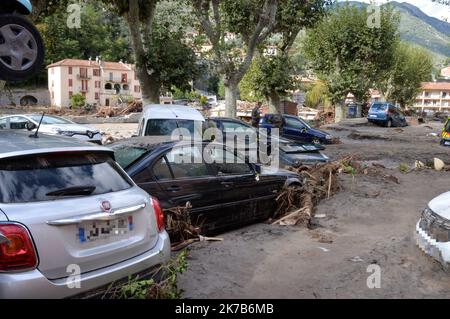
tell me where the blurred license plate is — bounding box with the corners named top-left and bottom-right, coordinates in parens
top-left (445, 141), bottom-right (450, 146)
top-left (369, 115), bottom-right (377, 118)
top-left (77, 216), bottom-right (134, 243)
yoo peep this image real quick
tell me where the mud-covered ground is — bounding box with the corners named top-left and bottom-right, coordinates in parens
top-left (176, 119), bottom-right (450, 298)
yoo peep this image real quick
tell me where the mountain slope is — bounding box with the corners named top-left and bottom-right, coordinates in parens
top-left (344, 1), bottom-right (449, 64)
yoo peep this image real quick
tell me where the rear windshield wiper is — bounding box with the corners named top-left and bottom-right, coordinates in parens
top-left (46, 186), bottom-right (96, 197)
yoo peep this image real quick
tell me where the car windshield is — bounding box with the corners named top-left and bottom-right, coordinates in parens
top-left (370, 104), bottom-right (388, 112)
top-left (0, 152), bottom-right (132, 203)
top-left (113, 146), bottom-right (149, 169)
top-left (145, 119), bottom-right (202, 136)
top-left (28, 115), bottom-right (73, 125)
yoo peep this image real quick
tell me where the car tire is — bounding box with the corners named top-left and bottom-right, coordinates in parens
top-left (312, 138), bottom-right (320, 144)
top-left (0, 15), bottom-right (45, 82)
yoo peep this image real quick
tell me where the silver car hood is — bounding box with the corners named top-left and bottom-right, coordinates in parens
top-left (429, 191), bottom-right (450, 220)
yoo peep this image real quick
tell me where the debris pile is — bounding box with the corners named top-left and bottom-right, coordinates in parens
top-left (272, 156), bottom-right (403, 227)
top-left (272, 157), bottom-right (348, 227)
top-left (95, 101), bottom-right (143, 118)
top-left (317, 109), bottom-right (335, 125)
top-left (164, 203), bottom-right (222, 251)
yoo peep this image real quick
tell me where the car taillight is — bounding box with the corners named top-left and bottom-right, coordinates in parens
top-left (151, 197), bottom-right (165, 232)
top-left (0, 223), bottom-right (38, 272)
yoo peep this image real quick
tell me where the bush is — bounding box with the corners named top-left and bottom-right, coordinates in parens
top-left (70, 93), bottom-right (86, 109)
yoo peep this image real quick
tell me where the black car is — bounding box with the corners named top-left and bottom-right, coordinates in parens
top-left (110, 138), bottom-right (301, 234)
top-left (207, 117), bottom-right (329, 168)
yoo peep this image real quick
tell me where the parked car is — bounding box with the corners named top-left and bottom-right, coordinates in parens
top-left (137, 104), bottom-right (205, 139)
top-left (207, 117), bottom-right (328, 168)
top-left (367, 103), bottom-right (407, 127)
top-left (259, 114), bottom-right (334, 144)
top-left (416, 192), bottom-right (450, 271)
top-left (110, 138), bottom-right (302, 234)
top-left (0, 114), bottom-right (103, 144)
top-left (0, 131), bottom-right (170, 298)
top-left (440, 116), bottom-right (450, 146)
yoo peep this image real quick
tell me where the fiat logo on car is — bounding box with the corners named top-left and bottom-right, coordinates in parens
top-left (101, 201), bottom-right (112, 213)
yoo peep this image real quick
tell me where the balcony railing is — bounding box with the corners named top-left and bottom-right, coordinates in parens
top-left (103, 77), bottom-right (131, 83)
top-left (77, 74), bottom-right (91, 80)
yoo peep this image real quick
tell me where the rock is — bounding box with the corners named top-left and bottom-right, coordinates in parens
top-left (414, 160), bottom-right (425, 169)
top-left (434, 158), bottom-right (445, 171)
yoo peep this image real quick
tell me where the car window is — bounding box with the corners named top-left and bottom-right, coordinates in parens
top-left (9, 116), bottom-right (28, 130)
top-left (28, 115), bottom-right (72, 125)
top-left (165, 146), bottom-right (212, 179)
top-left (0, 118), bottom-right (7, 129)
top-left (222, 121), bottom-right (252, 132)
top-left (113, 146), bottom-right (149, 169)
top-left (145, 119), bottom-right (202, 136)
top-left (208, 146), bottom-right (253, 175)
top-left (152, 157), bottom-right (173, 181)
top-left (0, 152), bottom-right (132, 203)
top-left (371, 104), bottom-right (387, 112)
top-left (284, 117), bottom-right (307, 130)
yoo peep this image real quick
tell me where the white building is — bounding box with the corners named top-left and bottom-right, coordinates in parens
top-left (47, 58), bottom-right (142, 108)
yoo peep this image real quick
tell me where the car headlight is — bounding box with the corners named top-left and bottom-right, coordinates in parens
top-left (325, 135), bottom-right (333, 140)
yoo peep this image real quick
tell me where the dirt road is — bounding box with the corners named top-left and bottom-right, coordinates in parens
top-left (178, 120), bottom-right (450, 298)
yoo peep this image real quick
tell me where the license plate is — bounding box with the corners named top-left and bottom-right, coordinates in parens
top-left (77, 216), bottom-right (134, 243)
top-left (445, 141), bottom-right (450, 146)
top-left (369, 115), bottom-right (377, 118)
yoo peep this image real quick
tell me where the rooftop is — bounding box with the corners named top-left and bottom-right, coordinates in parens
top-left (421, 82), bottom-right (450, 91)
top-left (47, 59), bottom-right (133, 71)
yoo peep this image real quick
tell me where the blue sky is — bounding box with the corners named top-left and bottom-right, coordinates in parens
top-left (355, 0), bottom-right (450, 21)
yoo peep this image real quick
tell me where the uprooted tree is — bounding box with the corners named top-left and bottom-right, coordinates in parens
top-left (191, 0), bottom-right (278, 118)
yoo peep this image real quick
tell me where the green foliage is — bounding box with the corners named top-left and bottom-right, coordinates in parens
top-left (398, 163), bottom-right (410, 173)
top-left (144, 24), bottom-right (200, 92)
top-left (70, 93), bottom-right (86, 109)
top-left (304, 81), bottom-right (332, 109)
top-left (39, 2), bottom-right (133, 65)
top-left (303, 4), bottom-right (400, 105)
top-left (240, 54), bottom-right (295, 102)
top-left (380, 42), bottom-right (433, 108)
top-left (116, 250), bottom-right (189, 299)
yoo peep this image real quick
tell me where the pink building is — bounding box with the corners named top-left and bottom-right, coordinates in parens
top-left (47, 58), bottom-right (142, 108)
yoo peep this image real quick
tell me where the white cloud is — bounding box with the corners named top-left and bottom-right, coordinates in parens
top-left (356, 0), bottom-right (450, 21)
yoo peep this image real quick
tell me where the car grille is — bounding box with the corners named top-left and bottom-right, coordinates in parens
top-left (419, 208), bottom-right (450, 242)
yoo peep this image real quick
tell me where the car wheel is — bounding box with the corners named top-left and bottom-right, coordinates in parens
top-left (0, 15), bottom-right (45, 82)
top-left (312, 138), bottom-right (320, 144)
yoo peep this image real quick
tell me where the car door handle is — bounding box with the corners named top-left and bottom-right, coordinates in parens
top-left (166, 185), bottom-right (181, 192)
top-left (221, 182), bottom-right (234, 188)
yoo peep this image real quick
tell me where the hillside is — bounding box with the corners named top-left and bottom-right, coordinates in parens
top-left (345, 1), bottom-right (449, 65)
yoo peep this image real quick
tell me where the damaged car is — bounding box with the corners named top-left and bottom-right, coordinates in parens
top-left (416, 192), bottom-right (450, 271)
top-left (206, 117), bottom-right (329, 168)
top-left (110, 138), bottom-right (302, 234)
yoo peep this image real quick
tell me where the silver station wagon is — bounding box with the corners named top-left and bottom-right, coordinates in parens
top-left (0, 131), bottom-right (170, 298)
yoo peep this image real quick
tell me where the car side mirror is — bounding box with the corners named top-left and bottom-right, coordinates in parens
top-left (26, 121), bottom-right (37, 131)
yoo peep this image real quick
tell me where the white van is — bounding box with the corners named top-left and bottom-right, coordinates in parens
top-left (137, 104), bottom-right (205, 139)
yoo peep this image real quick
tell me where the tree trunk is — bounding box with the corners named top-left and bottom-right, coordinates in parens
top-left (125, 2), bottom-right (159, 105)
top-left (268, 91), bottom-right (282, 114)
top-left (225, 80), bottom-right (238, 118)
top-left (334, 101), bottom-right (345, 123)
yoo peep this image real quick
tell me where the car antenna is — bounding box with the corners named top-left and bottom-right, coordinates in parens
top-left (30, 112), bottom-right (45, 138)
